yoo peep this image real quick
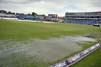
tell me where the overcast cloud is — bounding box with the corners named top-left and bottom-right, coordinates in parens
top-left (0, 0), bottom-right (101, 16)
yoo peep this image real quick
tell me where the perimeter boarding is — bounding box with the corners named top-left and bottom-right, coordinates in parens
top-left (50, 43), bottom-right (101, 67)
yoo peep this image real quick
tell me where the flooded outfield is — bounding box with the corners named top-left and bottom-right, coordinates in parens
top-left (0, 36), bottom-right (96, 67)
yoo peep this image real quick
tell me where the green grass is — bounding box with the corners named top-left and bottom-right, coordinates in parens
top-left (0, 19), bottom-right (101, 67)
top-left (0, 19), bottom-right (101, 41)
top-left (71, 48), bottom-right (101, 67)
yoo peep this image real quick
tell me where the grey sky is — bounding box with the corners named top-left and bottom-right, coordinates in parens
top-left (0, 0), bottom-right (101, 16)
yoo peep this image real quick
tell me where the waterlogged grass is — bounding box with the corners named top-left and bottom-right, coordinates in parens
top-left (0, 19), bottom-right (101, 67)
top-left (50, 42), bottom-right (98, 65)
top-left (0, 38), bottom-right (81, 67)
top-left (0, 40), bottom-right (97, 67)
top-left (0, 19), bottom-right (101, 41)
top-left (0, 53), bottom-right (49, 67)
top-left (71, 48), bottom-right (101, 67)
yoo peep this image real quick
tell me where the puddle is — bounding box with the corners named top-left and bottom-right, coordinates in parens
top-left (0, 36), bottom-right (96, 62)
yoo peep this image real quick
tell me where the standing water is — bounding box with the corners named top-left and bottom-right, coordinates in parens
top-left (0, 36), bottom-right (96, 66)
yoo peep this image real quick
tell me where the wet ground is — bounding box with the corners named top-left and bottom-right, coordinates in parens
top-left (0, 36), bottom-right (96, 63)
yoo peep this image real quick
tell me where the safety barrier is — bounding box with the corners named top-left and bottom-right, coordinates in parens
top-left (50, 43), bottom-right (101, 67)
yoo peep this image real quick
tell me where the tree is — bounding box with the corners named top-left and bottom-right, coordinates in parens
top-left (32, 12), bottom-right (37, 16)
top-left (0, 10), bottom-right (7, 13)
top-left (27, 13), bottom-right (31, 15)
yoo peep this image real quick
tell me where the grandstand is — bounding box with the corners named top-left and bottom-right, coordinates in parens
top-left (64, 11), bottom-right (101, 25)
